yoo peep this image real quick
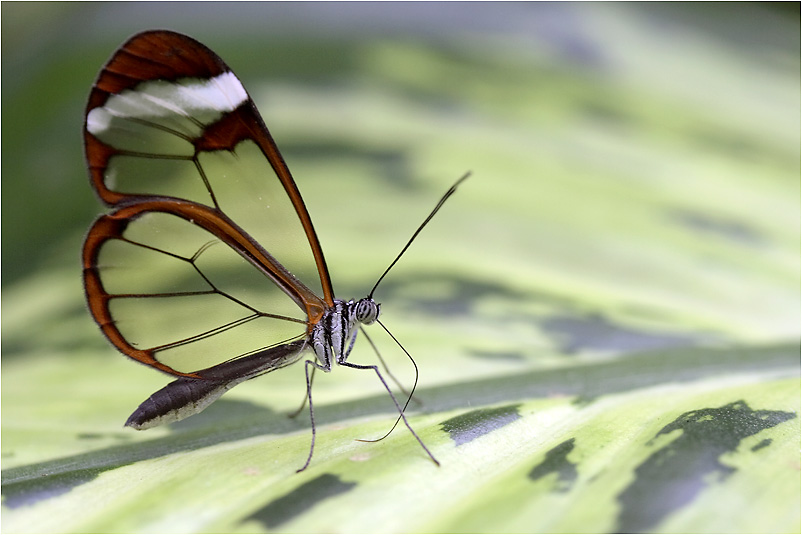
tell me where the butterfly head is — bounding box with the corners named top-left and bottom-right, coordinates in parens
top-left (354, 297), bottom-right (380, 325)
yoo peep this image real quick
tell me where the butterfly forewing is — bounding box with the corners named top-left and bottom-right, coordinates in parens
top-left (84, 31), bottom-right (332, 377)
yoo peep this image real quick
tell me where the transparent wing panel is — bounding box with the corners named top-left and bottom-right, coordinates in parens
top-left (95, 212), bottom-right (308, 373)
top-left (90, 90), bottom-right (324, 299)
top-left (104, 155), bottom-right (207, 203)
top-left (199, 141), bottom-right (324, 297)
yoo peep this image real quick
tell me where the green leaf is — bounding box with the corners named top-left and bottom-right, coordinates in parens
top-left (3, 3), bottom-right (799, 533)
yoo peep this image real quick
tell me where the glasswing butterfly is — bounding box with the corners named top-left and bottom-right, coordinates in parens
top-left (82, 30), bottom-right (466, 471)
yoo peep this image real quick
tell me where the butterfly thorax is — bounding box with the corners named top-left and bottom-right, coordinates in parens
top-left (311, 298), bottom-right (380, 370)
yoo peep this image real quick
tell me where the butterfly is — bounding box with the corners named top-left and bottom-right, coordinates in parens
top-left (82, 30), bottom-right (466, 471)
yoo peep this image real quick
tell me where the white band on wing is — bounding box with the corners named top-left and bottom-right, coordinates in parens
top-left (87, 71), bottom-right (248, 134)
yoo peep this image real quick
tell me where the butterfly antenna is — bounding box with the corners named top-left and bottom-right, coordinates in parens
top-left (368, 172), bottom-right (470, 298)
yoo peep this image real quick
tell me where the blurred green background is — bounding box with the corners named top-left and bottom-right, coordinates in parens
top-left (2, 2), bottom-right (799, 533)
top-left (4, 1), bottom-right (799, 357)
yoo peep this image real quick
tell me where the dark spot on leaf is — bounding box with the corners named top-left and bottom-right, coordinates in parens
top-left (76, 432), bottom-right (131, 441)
top-left (379, 273), bottom-right (523, 317)
top-left (541, 313), bottom-right (707, 354)
top-left (750, 438), bottom-right (772, 452)
top-left (2, 469), bottom-right (100, 509)
top-left (571, 395), bottom-right (598, 407)
top-left (440, 404), bottom-right (521, 446)
top-left (528, 438), bottom-right (578, 492)
top-left (614, 400), bottom-right (796, 533)
top-left (669, 209), bottom-right (767, 247)
top-left (466, 349), bottom-right (526, 362)
top-left (244, 473), bottom-right (356, 529)
top-left (76, 433), bottom-right (104, 440)
top-left (682, 126), bottom-right (770, 164)
top-left (581, 101), bottom-right (633, 128)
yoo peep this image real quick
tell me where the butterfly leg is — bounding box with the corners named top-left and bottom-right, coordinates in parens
top-left (297, 358), bottom-right (331, 473)
top-left (339, 360), bottom-right (439, 467)
top-left (288, 366), bottom-right (315, 419)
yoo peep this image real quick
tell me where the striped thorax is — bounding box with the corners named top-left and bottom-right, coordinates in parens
top-left (311, 298), bottom-right (380, 369)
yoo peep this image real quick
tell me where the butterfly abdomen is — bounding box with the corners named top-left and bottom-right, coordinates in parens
top-left (126, 339), bottom-right (307, 429)
top-left (125, 376), bottom-right (231, 429)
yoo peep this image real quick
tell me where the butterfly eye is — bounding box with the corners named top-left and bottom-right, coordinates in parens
top-left (355, 298), bottom-right (380, 325)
